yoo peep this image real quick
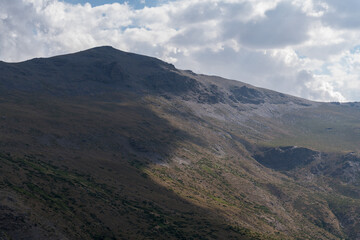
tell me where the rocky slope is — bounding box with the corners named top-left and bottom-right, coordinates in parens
top-left (1, 46), bottom-right (360, 239)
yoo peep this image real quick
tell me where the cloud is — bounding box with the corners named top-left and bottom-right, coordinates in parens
top-left (322, 0), bottom-right (360, 29)
top-left (1, 0), bottom-right (360, 101)
top-left (0, 0), bottom-right (48, 61)
top-left (224, 2), bottom-right (312, 49)
top-left (296, 70), bottom-right (346, 101)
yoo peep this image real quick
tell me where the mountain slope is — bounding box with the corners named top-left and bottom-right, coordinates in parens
top-left (1, 46), bottom-right (360, 239)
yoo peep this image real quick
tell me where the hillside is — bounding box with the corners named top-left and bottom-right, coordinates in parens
top-left (1, 46), bottom-right (360, 239)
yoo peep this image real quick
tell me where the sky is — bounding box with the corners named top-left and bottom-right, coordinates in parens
top-left (1, 0), bottom-right (360, 102)
top-left (59, 0), bottom-right (162, 9)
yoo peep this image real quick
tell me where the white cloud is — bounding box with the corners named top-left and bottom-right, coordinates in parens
top-left (1, 0), bottom-right (360, 101)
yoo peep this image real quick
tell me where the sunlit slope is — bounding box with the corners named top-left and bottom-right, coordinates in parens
top-left (267, 102), bottom-right (360, 152)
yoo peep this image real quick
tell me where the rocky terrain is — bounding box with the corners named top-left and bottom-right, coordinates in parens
top-left (1, 46), bottom-right (360, 239)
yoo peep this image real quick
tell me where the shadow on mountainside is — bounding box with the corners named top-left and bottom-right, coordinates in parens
top-left (0, 93), bottom-right (264, 240)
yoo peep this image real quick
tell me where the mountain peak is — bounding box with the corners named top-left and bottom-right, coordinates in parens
top-left (0, 46), bottom-right (182, 96)
top-left (0, 47), bottom-right (311, 107)
top-left (77, 45), bottom-right (125, 56)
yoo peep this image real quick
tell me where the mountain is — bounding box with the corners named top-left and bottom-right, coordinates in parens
top-left (1, 46), bottom-right (360, 239)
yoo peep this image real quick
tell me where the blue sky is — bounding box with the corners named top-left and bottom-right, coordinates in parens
top-left (61, 0), bottom-right (163, 9)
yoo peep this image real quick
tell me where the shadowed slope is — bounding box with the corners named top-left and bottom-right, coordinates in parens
top-left (0, 92), bottom-right (269, 240)
top-left (0, 46), bottom-right (197, 97)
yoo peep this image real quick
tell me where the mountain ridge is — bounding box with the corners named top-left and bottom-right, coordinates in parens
top-left (1, 46), bottom-right (360, 239)
top-left (0, 46), bottom-right (312, 104)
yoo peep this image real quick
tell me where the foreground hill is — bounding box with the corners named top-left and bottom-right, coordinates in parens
top-left (1, 46), bottom-right (360, 239)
